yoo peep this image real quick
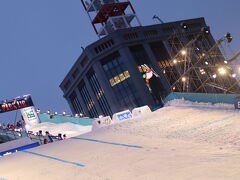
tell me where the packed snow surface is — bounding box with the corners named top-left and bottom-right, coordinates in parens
top-left (28, 122), bottom-right (92, 138)
top-left (0, 99), bottom-right (240, 180)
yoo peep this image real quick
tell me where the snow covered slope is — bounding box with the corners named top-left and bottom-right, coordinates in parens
top-left (28, 122), bottom-right (92, 138)
top-left (0, 100), bottom-right (240, 180)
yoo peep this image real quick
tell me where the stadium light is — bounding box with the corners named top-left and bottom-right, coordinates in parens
top-left (62, 111), bottom-right (66, 115)
top-left (201, 26), bottom-right (210, 34)
top-left (181, 50), bottom-right (187, 56)
top-left (225, 32), bottom-right (233, 43)
top-left (173, 59), bottom-right (177, 64)
top-left (47, 110), bottom-right (50, 114)
top-left (54, 112), bottom-right (58, 115)
top-left (218, 67), bottom-right (226, 75)
top-left (232, 74), bottom-right (237, 78)
top-left (212, 74), bottom-right (217, 78)
top-left (182, 77), bottom-right (187, 82)
top-left (180, 22), bottom-right (188, 29)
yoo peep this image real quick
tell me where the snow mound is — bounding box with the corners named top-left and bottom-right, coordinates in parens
top-left (28, 122), bottom-right (92, 138)
top-left (165, 98), bottom-right (234, 110)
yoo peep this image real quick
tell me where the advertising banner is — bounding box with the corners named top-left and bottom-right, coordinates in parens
top-left (112, 110), bottom-right (132, 123)
top-left (20, 106), bottom-right (40, 128)
top-left (0, 95), bottom-right (34, 113)
top-left (234, 97), bottom-right (240, 109)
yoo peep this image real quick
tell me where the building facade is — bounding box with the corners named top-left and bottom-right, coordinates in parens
top-left (60, 18), bottom-right (240, 118)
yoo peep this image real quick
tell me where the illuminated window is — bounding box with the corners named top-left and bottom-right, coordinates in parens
top-left (78, 80), bottom-right (99, 118)
top-left (69, 91), bottom-right (84, 115)
top-left (87, 68), bottom-right (112, 116)
top-left (101, 52), bottom-right (141, 110)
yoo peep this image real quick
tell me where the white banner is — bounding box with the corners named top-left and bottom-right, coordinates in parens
top-left (20, 106), bottom-right (39, 129)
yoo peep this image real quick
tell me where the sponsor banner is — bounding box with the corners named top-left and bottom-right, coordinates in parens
top-left (132, 105), bottom-right (151, 117)
top-left (0, 142), bottom-right (40, 157)
top-left (0, 95), bottom-right (34, 113)
top-left (112, 110), bottom-right (132, 122)
top-left (20, 106), bottom-right (40, 127)
top-left (234, 97), bottom-right (240, 109)
top-left (92, 116), bottom-right (112, 131)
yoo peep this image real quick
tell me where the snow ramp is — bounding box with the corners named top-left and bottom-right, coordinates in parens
top-left (0, 100), bottom-right (240, 180)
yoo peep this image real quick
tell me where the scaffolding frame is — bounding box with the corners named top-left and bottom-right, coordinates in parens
top-left (160, 24), bottom-right (240, 94)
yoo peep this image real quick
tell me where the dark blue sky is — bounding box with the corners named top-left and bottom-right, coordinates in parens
top-left (0, 0), bottom-right (239, 122)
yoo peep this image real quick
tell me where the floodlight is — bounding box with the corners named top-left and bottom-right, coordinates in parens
top-left (181, 50), bottom-right (187, 55)
top-left (180, 22), bottom-right (188, 29)
top-left (225, 32), bottom-right (233, 43)
top-left (201, 26), bottom-right (210, 34)
top-left (182, 77), bottom-right (187, 82)
top-left (218, 67), bottom-right (226, 75)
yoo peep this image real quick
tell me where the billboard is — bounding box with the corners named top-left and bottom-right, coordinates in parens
top-left (20, 106), bottom-right (40, 128)
top-left (0, 95), bottom-right (34, 113)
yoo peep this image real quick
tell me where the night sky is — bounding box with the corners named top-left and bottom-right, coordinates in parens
top-left (0, 0), bottom-right (239, 122)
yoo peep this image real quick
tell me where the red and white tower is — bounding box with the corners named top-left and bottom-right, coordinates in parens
top-left (81, 0), bottom-right (142, 37)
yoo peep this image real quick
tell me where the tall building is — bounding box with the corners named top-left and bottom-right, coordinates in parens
top-left (60, 1), bottom-right (240, 118)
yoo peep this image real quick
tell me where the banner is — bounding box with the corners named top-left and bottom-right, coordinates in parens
top-left (20, 106), bottom-right (40, 128)
top-left (0, 95), bottom-right (34, 113)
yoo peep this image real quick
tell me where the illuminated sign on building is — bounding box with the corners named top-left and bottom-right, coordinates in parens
top-left (0, 95), bottom-right (34, 113)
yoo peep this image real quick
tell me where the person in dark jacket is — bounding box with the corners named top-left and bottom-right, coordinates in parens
top-left (57, 133), bottom-right (63, 140)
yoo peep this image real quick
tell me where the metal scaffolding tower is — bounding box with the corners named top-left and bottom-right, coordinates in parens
top-left (161, 24), bottom-right (240, 94)
top-left (81, 0), bottom-right (141, 37)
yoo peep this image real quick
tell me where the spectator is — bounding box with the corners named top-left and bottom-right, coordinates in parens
top-left (9, 124), bottom-right (15, 130)
top-left (57, 133), bottom-right (63, 140)
top-left (43, 139), bottom-right (48, 144)
top-left (63, 134), bottom-right (67, 139)
top-left (1, 123), bottom-right (6, 129)
top-left (16, 121), bottom-right (21, 129)
top-left (38, 130), bottom-right (43, 136)
top-left (45, 131), bottom-right (54, 143)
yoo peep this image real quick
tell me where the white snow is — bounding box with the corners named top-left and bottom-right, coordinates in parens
top-left (0, 99), bottom-right (240, 180)
top-left (28, 122), bottom-right (92, 138)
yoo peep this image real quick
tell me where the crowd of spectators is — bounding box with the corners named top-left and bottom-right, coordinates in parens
top-left (0, 121), bottom-right (67, 145)
top-left (31, 130), bottom-right (67, 144)
top-left (0, 120), bottom-right (25, 131)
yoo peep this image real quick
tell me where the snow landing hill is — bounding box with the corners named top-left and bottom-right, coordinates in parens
top-left (0, 99), bottom-right (240, 180)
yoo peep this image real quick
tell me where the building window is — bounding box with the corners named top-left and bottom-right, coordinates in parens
top-left (101, 52), bottom-right (141, 110)
top-left (72, 68), bottom-right (79, 79)
top-left (78, 80), bottom-right (99, 118)
top-left (80, 56), bottom-right (89, 68)
top-left (64, 80), bottom-right (71, 91)
top-left (87, 68), bottom-right (112, 116)
top-left (69, 91), bottom-right (84, 115)
top-left (94, 39), bottom-right (114, 54)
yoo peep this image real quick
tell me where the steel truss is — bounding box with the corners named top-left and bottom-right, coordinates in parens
top-left (162, 26), bottom-right (240, 94)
